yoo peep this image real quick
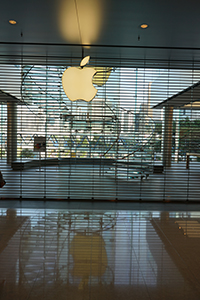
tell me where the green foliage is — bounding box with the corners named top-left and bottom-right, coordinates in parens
top-left (67, 138), bottom-right (73, 148)
top-left (91, 136), bottom-right (99, 146)
top-left (0, 149), bottom-right (5, 157)
top-left (82, 138), bottom-right (89, 146)
top-left (154, 140), bottom-right (161, 152)
top-left (155, 122), bottom-right (162, 134)
top-left (179, 118), bottom-right (200, 155)
top-left (20, 149), bottom-right (34, 158)
top-left (154, 118), bottom-right (200, 156)
top-left (179, 117), bottom-right (200, 128)
top-left (80, 151), bottom-right (87, 158)
top-left (154, 122), bottom-right (162, 152)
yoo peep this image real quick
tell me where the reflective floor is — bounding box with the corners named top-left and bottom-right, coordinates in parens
top-left (0, 203), bottom-right (200, 299)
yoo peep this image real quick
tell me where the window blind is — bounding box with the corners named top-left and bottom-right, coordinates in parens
top-left (1, 54), bottom-right (200, 201)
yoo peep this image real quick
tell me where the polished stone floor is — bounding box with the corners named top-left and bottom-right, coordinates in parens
top-left (1, 160), bottom-right (200, 201)
top-left (0, 201), bottom-right (200, 299)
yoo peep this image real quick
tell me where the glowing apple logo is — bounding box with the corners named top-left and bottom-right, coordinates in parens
top-left (62, 56), bottom-right (97, 102)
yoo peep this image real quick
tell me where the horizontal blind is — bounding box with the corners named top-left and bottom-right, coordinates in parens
top-left (1, 55), bottom-right (200, 201)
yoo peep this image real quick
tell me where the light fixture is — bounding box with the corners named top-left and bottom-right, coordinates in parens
top-left (140, 24), bottom-right (148, 29)
top-left (9, 20), bottom-right (17, 25)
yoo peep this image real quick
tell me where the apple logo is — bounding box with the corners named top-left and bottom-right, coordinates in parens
top-left (62, 56), bottom-right (97, 102)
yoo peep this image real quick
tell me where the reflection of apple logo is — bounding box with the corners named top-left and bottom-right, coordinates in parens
top-left (69, 233), bottom-right (107, 289)
top-left (62, 56), bottom-right (97, 102)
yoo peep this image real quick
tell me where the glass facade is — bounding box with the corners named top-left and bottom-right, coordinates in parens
top-left (15, 65), bottom-right (155, 161)
top-left (1, 61), bottom-right (200, 200)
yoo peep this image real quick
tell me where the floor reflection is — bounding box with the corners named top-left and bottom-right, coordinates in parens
top-left (0, 209), bottom-right (200, 299)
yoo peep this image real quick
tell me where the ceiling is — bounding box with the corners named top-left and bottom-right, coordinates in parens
top-left (153, 81), bottom-right (200, 109)
top-left (1, 0), bottom-right (200, 64)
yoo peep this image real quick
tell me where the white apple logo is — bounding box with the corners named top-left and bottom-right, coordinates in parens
top-left (62, 56), bottom-right (97, 102)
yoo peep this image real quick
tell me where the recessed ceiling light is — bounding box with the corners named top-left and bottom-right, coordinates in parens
top-left (140, 24), bottom-right (148, 29)
top-left (9, 20), bottom-right (17, 25)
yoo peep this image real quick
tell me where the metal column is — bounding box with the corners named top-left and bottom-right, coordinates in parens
top-left (7, 102), bottom-right (17, 165)
top-left (163, 106), bottom-right (173, 167)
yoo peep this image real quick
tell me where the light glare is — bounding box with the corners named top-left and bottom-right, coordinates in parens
top-left (9, 20), bottom-right (17, 25)
top-left (141, 24), bottom-right (148, 29)
top-left (58, 0), bottom-right (103, 44)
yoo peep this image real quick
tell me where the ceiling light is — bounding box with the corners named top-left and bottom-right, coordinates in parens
top-left (9, 20), bottom-right (17, 25)
top-left (140, 24), bottom-right (148, 29)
